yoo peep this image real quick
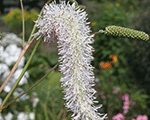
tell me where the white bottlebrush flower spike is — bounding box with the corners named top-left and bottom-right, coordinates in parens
top-left (34, 0), bottom-right (106, 119)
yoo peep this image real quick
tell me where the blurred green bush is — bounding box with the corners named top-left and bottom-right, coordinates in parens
top-left (127, 0), bottom-right (150, 116)
top-left (88, 2), bottom-right (131, 69)
top-left (33, 71), bottom-right (71, 120)
top-left (4, 8), bottom-right (38, 40)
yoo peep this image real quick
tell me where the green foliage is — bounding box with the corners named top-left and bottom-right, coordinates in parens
top-left (32, 71), bottom-right (71, 120)
top-left (26, 41), bottom-right (58, 81)
top-left (94, 0), bottom-right (140, 11)
top-left (4, 8), bottom-right (39, 39)
top-left (127, 0), bottom-right (150, 113)
top-left (88, 2), bottom-right (131, 69)
top-left (128, 0), bottom-right (150, 87)
top-left (114, 0), bottom-right (140, 12)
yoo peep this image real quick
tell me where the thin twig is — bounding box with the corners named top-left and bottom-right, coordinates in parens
top-left (20, 0), bottom-right (25, 47)
top-left (47, 107), bottom-right (56, 120)
top-left (57, 107), bottom-right (64, 120)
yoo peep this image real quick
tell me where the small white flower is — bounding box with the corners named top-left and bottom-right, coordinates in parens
top-left (31, 92), bottom-right (39, 107)
top-left (17, 112), bottom-right (28, 120)
top-left (0, 113), bottom-right (4, 120)
top-left (0, 44), bottom-right (29, 92)
top-left (1, 33), bottom-right (22, 47)
top-left (4, 112), bottom-right (13, 120)
top-left (29, 112), bottom-right (35, 120)
top-left (1, 67), bottom-right (29, 93)
top-left (32, 98), bottom-right (39, 108)
top-left (4, 85), bottom-right (11, 93)
top-left (34, 1), bottom-right (106, 119)
top-left (1, 44), bottom-right (25, 66)
top-left (0, 45), bottom-right (4, 60)
top-left (13, 88), bottom-right (29, 101)
top-left (13, 69), bottom-right (29, 86)
top-left (0, 98), bottom-right (2, 105)
top-left (0, 63), bottom-right (9, 77)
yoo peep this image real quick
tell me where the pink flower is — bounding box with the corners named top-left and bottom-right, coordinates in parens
top-left (122, 93), bottom-right (130, 114)
top-left (112, 113), bottom-right (125, 120)
top-left (124, 100), bottom-right (130, 106)
top-left (142, 115), bottom-right (148, 120)
top-left (121, 93), bottom-right (129, 101)
top-left (136, 115), bottom-right (148, 120)
top-left (123, 105), bottom-right (129, 111)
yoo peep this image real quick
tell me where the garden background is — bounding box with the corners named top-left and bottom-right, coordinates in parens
top-left (0, 0), bottom-right (150, 119)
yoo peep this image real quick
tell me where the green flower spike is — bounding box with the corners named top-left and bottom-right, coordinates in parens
top-left (100, 25), bottom-right (149, 41)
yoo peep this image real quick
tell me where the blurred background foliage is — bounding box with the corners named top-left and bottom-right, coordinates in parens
top-left (0, 0), bottom-right (150, 119)
top-left (3, 8), bottom-right (39, 39)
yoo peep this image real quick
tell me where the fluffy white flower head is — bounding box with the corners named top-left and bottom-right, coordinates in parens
top-left (1, 33), bottom-right (22, 47)
top-left (34, 0), bottom-right (106, 120)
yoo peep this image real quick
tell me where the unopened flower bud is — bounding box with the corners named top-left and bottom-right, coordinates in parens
top-left (104, 25), bottom-right (149, 41)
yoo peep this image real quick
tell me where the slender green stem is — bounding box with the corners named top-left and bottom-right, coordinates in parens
top-left (43, 104), bottom-right (49, 120)
top-left (0, 63), bottom-right (59, 111)
top-left (47, 108), bottom-right (56, 120)
top-left (33, 107), bottom-right (36, 120)
top-left (0, 39), bottom-right (42, 112)
top-left (57, 106), bottom-right (64, 120)
top-left (92, 30), bottom-right (106, 36)
top-left (20, 0), bottom-right (25, 47)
